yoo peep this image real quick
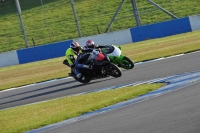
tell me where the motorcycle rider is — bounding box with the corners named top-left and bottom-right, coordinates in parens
top-left (72, 40), bottom-right (109, 78)
top-left (82, 40), bottom-right (105, 52)
top-left (84, 40), bottom-right (121, 56)
top-left (73, 40), bottom-right (107, 78)
top-left (63, 42), bottom-right (82, 75)
top-left (64, 41), bottom-right (101, 78)
top-left (84, 40), bottom-right (96, 49)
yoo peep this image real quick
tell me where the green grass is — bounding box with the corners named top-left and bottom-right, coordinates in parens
top-left (0, 0), bottom-right (200, 52)
top-left (0, 83), bottom-right (164, 133)
top-left (0, 30), bottom-right (200, 91)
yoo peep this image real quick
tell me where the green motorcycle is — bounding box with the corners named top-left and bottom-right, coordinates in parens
top-left (101, 45), bottom-right (134, 69)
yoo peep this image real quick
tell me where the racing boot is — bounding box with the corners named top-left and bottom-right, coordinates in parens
top-left (69, 72), bottom-right (76, 77)
top-left (69, 67), bottom-right (76, 77)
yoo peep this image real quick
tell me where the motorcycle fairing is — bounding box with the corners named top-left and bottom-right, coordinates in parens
top-left (107, 45), bottom-right (121, 57)
top-left (94, 60), bottom-right (109, 66)
top-left (96, 52), bottom-right (105, 61)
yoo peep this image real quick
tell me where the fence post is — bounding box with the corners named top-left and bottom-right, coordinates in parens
top-left (130, 0), bottom-right (141, 26)
top-left (15, 0), bottom-right (29, 48)
top-left (147, 0), bottom-right (178, 19)
top-left (105, 0), bottom-right (125, 33)
top-left (70, 0), bottom-right (82, 37)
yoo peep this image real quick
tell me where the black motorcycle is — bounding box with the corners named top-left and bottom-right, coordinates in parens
top-left (70, 50), bottom-right (122, 83)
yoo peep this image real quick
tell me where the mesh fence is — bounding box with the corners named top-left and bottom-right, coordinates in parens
top-left (0, 0), bottom-right (199, 53)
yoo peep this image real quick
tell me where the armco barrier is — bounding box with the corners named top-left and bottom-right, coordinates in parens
top-left (130, 17), bottom-right (192, 42)
top-left (0, 15), bottom-right (200, 68)
top-left (17, 40), bottom-right (73, 64)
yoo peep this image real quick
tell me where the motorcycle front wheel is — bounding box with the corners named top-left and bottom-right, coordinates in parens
top-left (106, 63), bottom-right (122, 77)
top-left (74, 76), bottom-right (91, 84)
top-left (121, 56), bottom-right (134, 69)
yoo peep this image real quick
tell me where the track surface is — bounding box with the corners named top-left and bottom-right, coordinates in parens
top-left (1, 51), bottom-right (200, 133)
top-left (43, 80), bottom-right (200, 133)
top-left (0, 51), bottom-right (200, 110)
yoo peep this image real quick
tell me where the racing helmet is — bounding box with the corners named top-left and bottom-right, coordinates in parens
top-left (86, 40), bottom-right (95, 48)
top-left (70, 42), bottom-right (81, 54)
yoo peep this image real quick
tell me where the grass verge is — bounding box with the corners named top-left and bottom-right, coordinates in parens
top-left (0, 83), bottom-right (164, 133)
top-left (0, 30), bottom-right (200, 91)
top-left (1, 0), bottom-right (199, 52)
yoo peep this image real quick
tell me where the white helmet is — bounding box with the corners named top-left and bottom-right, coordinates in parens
top-left (70, 42), bottom-right (81, 54)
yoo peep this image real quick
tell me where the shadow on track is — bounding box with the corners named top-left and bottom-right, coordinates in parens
top-left (0, 77), bottom-right (114, 107)
top-left (0, 79), bottom-right (77, 100)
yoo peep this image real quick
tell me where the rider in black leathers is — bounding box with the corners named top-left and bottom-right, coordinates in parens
top-left (74, 40), bottom-right (106, 78)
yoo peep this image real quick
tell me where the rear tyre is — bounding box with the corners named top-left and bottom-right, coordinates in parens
top-left (106, 63), bottom-right (122, 77)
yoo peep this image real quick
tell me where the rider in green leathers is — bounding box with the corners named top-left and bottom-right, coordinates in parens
top-left (63, 42), bottom-right (82, 74)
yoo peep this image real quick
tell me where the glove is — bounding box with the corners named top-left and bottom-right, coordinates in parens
top-left (95, 44), bottom-right (99, 47)
top-left (92, 49), bottom-right (99, 54)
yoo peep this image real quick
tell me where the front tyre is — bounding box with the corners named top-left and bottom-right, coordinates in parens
top-left (121, 56), bottom-right (134, 69)
top-left (74, 76), bottom-right (91, 84)
top-left (106, 63), bottom-right (122, 77)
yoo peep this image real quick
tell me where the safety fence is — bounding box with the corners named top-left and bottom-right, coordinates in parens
top-left (0, 0), bottom-right (199, 53)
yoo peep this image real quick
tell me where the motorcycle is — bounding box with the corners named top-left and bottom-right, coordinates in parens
top-left (101, 45), bottom-right (134, 69)
top-left (70, 49), bottom-right (122, 83)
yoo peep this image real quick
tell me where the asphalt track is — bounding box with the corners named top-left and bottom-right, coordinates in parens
top-left (40, 78), bottom-right (200, 133)
top-left (1, 51), bottom-right (200, 133)
top-left (0, 51), bottom-right (200, 110)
